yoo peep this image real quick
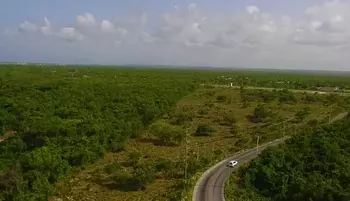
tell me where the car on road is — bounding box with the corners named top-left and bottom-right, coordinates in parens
top-left (227, 160), bottom-right (238, 168)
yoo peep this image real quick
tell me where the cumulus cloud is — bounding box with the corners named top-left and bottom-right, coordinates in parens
top-left (101, 20), bottom-right (128, 36)
top-left (18, 21), bottom-right (38, 33)
top-left (4, 0), bottom-right (350, 70)
top-left (40, 17), bottom-right (52, 35)
top-left (246, 5), bottom-right (260, 15)
top-left (141, 12), bottom-right (148, 26)
top-left (58, 27), bottom-right (83, 42)
top-left (101, 20), bottom-right (115, 32)
top-left (76, 13), bottom-right (96, 28)
top-left (188, 3), bottom-right (197, 12)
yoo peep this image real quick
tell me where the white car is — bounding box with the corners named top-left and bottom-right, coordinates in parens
top-left (228, 160), bottom-right (238, 168)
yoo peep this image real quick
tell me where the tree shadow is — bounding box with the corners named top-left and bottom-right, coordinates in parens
top-left (246, 115), bottom-right (258, 123)
top-left (136, 138), bottom-right (178, 147)
top-left (92, 178), bottom-right (146, 192)
top-left (136, 138), bottom-right (165, 146)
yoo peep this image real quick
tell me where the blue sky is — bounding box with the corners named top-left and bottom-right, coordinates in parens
top-left (0, 0), bottom-right (327, 26)
top-left (1, 0), bottom-right (350, 70)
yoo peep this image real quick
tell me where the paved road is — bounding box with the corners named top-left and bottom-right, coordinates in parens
top-left (329, 112), bottom-right (348, 124)
top-left (192, 138), bottom-right (289, 201)
top-left (201, 84), bottom-right (350, 96)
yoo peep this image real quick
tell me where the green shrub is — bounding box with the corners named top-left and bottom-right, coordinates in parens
top-left (205, 90), bottom-right (215, 96)
top-left (130, 165), bottom-right (156, 188)
top-left (150, 120), bottom-right (186, 145)
top-left (223, 113), bottom-right (237, 125)
top-left (103, 163), bottom-right (122, 174)
top-left (195, 124), bottom-right (216, 136)
top-left (216, 95), bottom-right (227, 102)
top-left (278, 89), bottom-right (297, 104)
top-left (109, 142), bottom-right (125, 153)
top-left (128, 152), bottom-right (142, 166)
top-left (204, 101), bottom-right (215, 108)
top-left (295, 107), bottom-right (311, 122)
top-left (154, 157), bottom-right (172, 172)
top-left (171, 112), bottom-right (193, 125)
top-left (251, 105), bottom-right (273, 123)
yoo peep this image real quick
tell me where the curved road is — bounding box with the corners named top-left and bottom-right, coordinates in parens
top-left (192, 138), bottom-right (290, 201)
top-left (193, 112), bottom-right (348, 201)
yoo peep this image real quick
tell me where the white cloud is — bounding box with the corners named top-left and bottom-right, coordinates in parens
top-left (40, 17), bottom-right (52, 35)
top-left (6, 1), bottom-right (350, 70)
top-left (141, 12), bottom-right (148, 26)
top-left (246, 5), bottom-right (260, 15)
top-left (140, 33), bottom-right (161, 43)
top-left (188, 3), bottom-right (197, 12)
top-left (116, 28), bottom-right (128, 36)
top-left (76, 13), bottom-right (96, 28)
top-left (260, 21), bottom-right (277, 33)
top-left (18, 21), bottom-right (38, 33)
top-left (58, 27), bottom-right (83, 42)
top-left (101, 20), bottom-right (115, 32)
top-left (100, 20), bottom-right (128, 37)
top-left (75, 13), bottom-right (100, 37)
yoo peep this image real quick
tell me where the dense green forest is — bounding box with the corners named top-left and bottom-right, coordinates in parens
top-left (1, 65), bottom-right (350, 201)
top-left (0, 67), bottom-right (197, 201)
top-left (233, 116), bottom-right (350, 201)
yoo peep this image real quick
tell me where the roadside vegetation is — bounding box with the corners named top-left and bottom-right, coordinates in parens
top-left (225, 115), bottom-right (350, 201)
top-left (0, 65), bottom-right (350, 201)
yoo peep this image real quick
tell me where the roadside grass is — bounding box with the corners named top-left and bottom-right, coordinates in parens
top-left (51, 87), bottom-right (341, 201)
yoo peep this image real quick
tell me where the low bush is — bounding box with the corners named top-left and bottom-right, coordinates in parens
top-left (194, 124), bottom-right (216, 136)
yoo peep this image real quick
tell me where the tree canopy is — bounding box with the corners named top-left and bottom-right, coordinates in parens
top-left (0, 67), bottom-right (197, 200)
top-left (241, 116), bottom-right (350, 201)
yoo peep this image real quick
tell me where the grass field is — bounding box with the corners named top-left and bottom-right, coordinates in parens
top-left (51, 86), bottom-right (342, 201)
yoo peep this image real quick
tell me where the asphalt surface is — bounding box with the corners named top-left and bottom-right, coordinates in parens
top-left (192, 138), bottom-right (289, 201)
top-left (201, 84), bottom-right (350, 96)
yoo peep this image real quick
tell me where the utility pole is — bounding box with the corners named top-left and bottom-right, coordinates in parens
top-left (184, 128), bottom-right (188, 181)
top-left (227, 174), bottom-right (230, 186)
top-left (256, 135), bottom-right (260, 155)
top-left (329, 104), bottom-right (333, 123)
top-left (196, 143), bottom-right (199, 161)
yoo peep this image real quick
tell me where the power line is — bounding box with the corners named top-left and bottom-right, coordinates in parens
top-left (192, 112), bottom-right (334, 147)
top-left (194, 184), bottom-right (226, 188)
top-left (191, 119), bottom-right (299, 146)
top-left (181, 111), bottom-right (341, 184)
top-left (191, 126), bottom-right (294, 147)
